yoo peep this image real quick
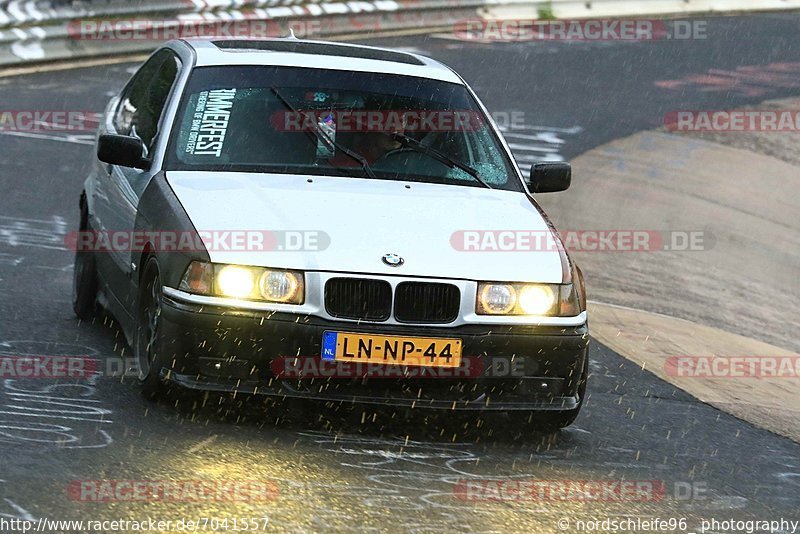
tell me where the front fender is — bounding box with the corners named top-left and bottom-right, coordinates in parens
top-left (132, 171), bottom-right (210, 294)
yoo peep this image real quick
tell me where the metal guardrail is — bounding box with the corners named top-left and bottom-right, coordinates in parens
top-left (1, 0), bottom-right (799, 67)
top-left (483, 0), bottom-right (800, 19)
top-left (0, 0), bottom-right (490, 65)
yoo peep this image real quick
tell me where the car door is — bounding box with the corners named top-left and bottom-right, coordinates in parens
top-left (92, 49), bottom-right (182, 315)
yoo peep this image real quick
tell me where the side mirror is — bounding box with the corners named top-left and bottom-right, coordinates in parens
top-left (528, 162), bottom-right (572, 193)
top-left (97, 134), bottom-right (149, 170)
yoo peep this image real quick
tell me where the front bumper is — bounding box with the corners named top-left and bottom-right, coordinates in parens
top-left (159, 291), bottom-right (589, 411)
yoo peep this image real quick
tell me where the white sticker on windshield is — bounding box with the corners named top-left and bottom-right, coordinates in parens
top-left (185, 88), bottom-right (236, 158)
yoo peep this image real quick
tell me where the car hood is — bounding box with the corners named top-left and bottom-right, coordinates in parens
top-left (166, 171), bottom-right (566, 283)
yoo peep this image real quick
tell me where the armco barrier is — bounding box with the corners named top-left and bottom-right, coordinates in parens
top-left (0, 0), bottom-right (485, 66)
top-left (1, 0), bottom-right (799, 67)
top-left (482, 0), bottom-right (800, 20)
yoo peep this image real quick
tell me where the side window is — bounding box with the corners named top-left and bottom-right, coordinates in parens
top-left (114, 50), bottom-right (180, 153)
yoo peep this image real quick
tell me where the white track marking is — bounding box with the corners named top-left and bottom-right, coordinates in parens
top-left (188, 434), bottom-right (219, 453)
top-left (0, 130), bottom-right (95, 145)
top-left (0, 214), bottom-right (67, 250)
top-left (498, 121), bottom-right (582, 173)
top-left (506, 142), bottom-right (561, 153)
top-left (0, 253), bottom-right (23, 267)
top-left (498, 124), bottom-right (583, 135)
top-left (1, 498), bottom-right (35, 521)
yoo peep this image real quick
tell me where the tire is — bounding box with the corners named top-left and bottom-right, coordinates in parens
top-left (135, 257), bottom-right (170, 399)
top-left (72, 206), bottom-right (98, 320)
top-left (518, 355), bottom-right (589, 431)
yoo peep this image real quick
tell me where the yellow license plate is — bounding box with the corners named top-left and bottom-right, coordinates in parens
top-left (321, 331), bottom-right (462, 368)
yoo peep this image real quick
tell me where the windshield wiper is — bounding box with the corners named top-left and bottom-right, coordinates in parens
top-left (269, 87), bottom-right (376, 180)
top-left (390, 132), bottom-right (493, 189)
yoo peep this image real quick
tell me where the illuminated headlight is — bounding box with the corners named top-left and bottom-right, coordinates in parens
top-left (179, 261), bottom-right (304, 304)
top-left (518, 285), bottom-right (557, 315)
top-left (217, 265), bottom-right (256, 299)
top-left (476, 282), bottom-right (581, 317)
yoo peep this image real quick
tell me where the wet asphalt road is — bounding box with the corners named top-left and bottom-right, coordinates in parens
top-left (1, 12), bottom-right (800, 533)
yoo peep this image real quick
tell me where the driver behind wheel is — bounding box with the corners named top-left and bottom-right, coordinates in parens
top-left (327, 109), bottom-right (405, 166)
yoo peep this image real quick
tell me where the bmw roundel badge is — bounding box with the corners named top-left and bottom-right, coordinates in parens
top-left (382, 253), bottom-right (404, 267)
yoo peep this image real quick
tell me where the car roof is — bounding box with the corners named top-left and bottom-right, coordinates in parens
top-left (181, 38), bottom-right (464, 84)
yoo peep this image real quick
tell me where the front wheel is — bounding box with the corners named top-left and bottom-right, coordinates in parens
top-left (135, 258), bottom-right (170, 399)
top-left (72, 209), bottom-right (98, 319)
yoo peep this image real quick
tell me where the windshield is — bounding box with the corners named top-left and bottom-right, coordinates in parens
top-left (166, 66), bottom-right (521, 191)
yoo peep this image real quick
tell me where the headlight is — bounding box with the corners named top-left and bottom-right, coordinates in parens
top-left (179, 261), bottom-right (304, 304)
top-left (258, 270), bottom-right (303, 303)
top-left (479, 284), bottom-right (516, 314)
top-left (518, 285), bottom-right (556, 315)
top-left (476, 282), bottom-right (580, 317)
top-left (217, 265), bottom-right (256, 299)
